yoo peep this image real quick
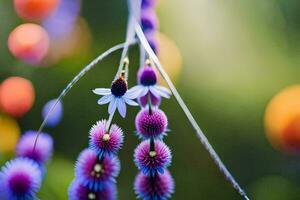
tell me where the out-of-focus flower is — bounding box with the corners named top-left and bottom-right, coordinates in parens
top-left (134, 169), bottom-right (174, 200)
top-left (89, 120), bottom-right (124, 157)
top-left (134, 140), bottom-right (171, 176)
top-left (16, 131), bottom-right (53, 164)
top-left (42, 99), bottom-right (63, 127)
top-left (0, 158), bottom-right (42, 200)
top-left (0, 77), bottom-right (35, 118)
top-left (93, 76), bottom-right (140, 118)
top-left (8, 23), bottom-right (50, 65)
top-left (0, 114), bottom-right (20, 154)
top-left (75, 149), bottom-right (120, 191)
top-left (135, 108), bottom-right (168, 139)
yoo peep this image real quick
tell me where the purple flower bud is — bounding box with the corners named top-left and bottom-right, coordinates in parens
top-left (0, 158), bottom-right (42, 200)
top-left (42, 99), bottom-right (63, 127)
top-left (142, 0), bottom-right (157, 8)
top-left (141, 8), bottom-right (159, 32)
top-left (75, 149), bottom-right (120, 191)
top-left (135, 108), bottom-right (168, 138)
top-left (16, 131), bottom-right (53, 164)
top-left (89, 120), bottom-right (124, 157)
top-left (138, 66), bottom-right (157, 86)
top-left (134, 170), bottom-right (174, 200)
top-left (111, 77), bottom-right (128, 97)
top-left (138, 92), bottom-right (161, 107)
top-left (68, 179), bottom-right (117, 200)
top-left (134, 140), bottom-right (171, 176)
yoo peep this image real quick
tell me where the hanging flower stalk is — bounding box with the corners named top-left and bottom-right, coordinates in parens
top-left (0, 131), bottom-right (53, 200)
top-left (68, 60), bottom-right (140, 199)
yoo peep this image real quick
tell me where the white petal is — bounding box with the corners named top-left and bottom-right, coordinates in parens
top-left (93, 88), bottom-right (111, 95)
top-left (108, 98), bottom-right (117, 114)
top-left (124, 97), bottom-right (139, 106)
top-left (97, 94), bottom-right (113, 105)
top-left (141, 87), bottom-right (149, 96)
top-left (149, 87), bottom-right (161, 98)
top-left (126, 85), bottom-right (144, 99)
top-left (153, 86), bottom-right (172, 98)
top-left (117, 98), bottom-right (126, 118)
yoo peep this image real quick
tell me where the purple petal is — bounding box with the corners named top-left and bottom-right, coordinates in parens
top-left (97, 94), bottom-right (113, 105)
top-left (93, 88), bottom-right (111, 95)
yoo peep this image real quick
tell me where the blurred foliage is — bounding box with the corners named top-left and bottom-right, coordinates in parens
top-left (1, 0), bottom-right (300, 199)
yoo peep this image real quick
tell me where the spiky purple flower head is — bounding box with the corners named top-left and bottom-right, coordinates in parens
top-left (42, 99), bottom-right (63, 127)
top-left (135, 108), bottom-right (168, 139)
top-left (134, 170), bottom-right (174, 200)
top-left (141, 8), bottom-right (159, 32)
top-left (142, 0), bottom-right (157, 8)
top-left (16, 131), bottom-right (53, 165)
top-left (89, 120), bottom-right (124, 157)
top-left (134, 140), bottom-right (171, 176)
top-left (0, 158), bottom-right (42, 200)
top-left (75, 148), bottom-right (120, 191)
top-left (68, 179), bottom-right (117, 200)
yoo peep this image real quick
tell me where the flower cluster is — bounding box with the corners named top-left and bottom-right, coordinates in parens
top-left (0, 131), bottom-right (53, 200)
top-left (133, 65), bottom-right (174, 199)
top-left (69, 120), bottom-right (124, 200)
top-left (141, 0), bottom-right (159, 54)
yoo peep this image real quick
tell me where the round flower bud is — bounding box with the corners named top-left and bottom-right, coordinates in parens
top-left (138, 66), bottom-right (157, 86)
top-left (135, 108), bottom-right (168, 138)
top-left (134, 140), bottom-right (171, 176)
top-left (42, 99), bottom-right (63, 127)
top-left (134, 170), bottom-right (174, 200)
top-left (142, 0), bottom-right (157, 8)
top-left (89, 120), bottom-right (124, 156)
top-left (75, 149), bottom-right (120, 191)
top-left (16, 131), bottom-right (53, 164)
top-left (68, 180), bottom-right (117, 200)
top-left (141, 8), bottom-right (159, 32)
top-left (0, 158), bottom-right (42, 200)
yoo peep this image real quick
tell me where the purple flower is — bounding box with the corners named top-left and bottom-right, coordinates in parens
top-left (68, 179), bottom-right (117, 200)
top-left (93, 76), bottom-right (140, 118)
top-left (135, 108), bottom-right (168, 139)
top-left (134, 140), bottom-right (171, 176)
top-left (134, 170), bottom-right (174, 200)
top-left (142, 0), bottom-right (157, 8)
top-left (42, 99), bottom-right (63, 127)
top-left (43, 0), bottom-right (81, 39)
top-left (75, 149), bottom-right (120, 190)
top-left (141, 8), bottom-right (159, 32)
top-left (89, 120), bottom-right (124, 157)
top-left (0, 158), bottom-right (42, 200)
top-left (132, 66), bottom-right (171, 104)
top-left (16, 131), bottom-right (53, 165)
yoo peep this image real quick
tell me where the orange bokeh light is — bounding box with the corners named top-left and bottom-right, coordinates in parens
top-left (8, 23), bottom-right (50, 65)
top-left (265, 85), bottom-right (300, 153)
top-left (0, 77), bottom-right (35, 118)
top-left (14, 0), bottom-right (60, 21)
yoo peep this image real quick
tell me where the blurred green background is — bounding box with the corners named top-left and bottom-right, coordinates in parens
top-left (1, 0), bottom-right (300, 199)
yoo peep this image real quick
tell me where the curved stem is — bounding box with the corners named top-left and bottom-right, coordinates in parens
top-left (134, 23), bottom-right (250, 200)
top-left (33, 41), bottom-right (136, 149)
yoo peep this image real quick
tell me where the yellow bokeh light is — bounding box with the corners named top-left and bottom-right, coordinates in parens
top-left (0, 114), bottom-right (20, 154)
